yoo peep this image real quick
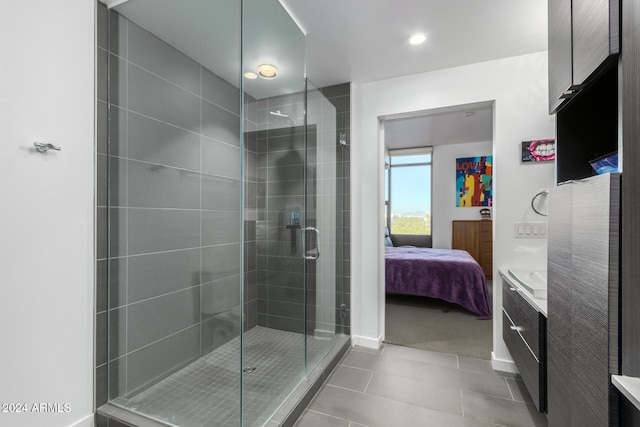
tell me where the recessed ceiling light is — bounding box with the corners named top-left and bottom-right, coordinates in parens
top-left (257, 64), bottom-right (278, 79)
top-left (244, 72), bottom-right (257, 79)
top-left (408, 33), bottom-right (427, 45)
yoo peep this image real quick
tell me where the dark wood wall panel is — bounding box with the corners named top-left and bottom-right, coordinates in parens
top-left (548, 175), bottom-right (620, 426)
top-left (547, 183), bottom-right (573, 426)
top-left (572, 0), bottom-right (619, 85)
top-left (607, 175), bottom-right (621, 426)
top-left (622, 397), bottom-right (640, 427)
top-left (548, 0), bottom-right (572, 113)
top-left (621, 0), bottom-right (640, 378)
top-left (609, 0), bottom-right (620, 53)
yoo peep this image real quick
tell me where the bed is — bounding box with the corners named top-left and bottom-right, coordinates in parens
top-left (385, 246), bottom-right (492, 319)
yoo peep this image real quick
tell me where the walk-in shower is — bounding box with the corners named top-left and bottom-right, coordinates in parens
top-left (99, 0), bottom-right (349, 425)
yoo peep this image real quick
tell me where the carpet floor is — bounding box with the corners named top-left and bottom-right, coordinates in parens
top-left (384, 282), bottom-right (493, 360)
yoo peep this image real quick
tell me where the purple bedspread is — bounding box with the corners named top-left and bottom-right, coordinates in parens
top-left (385, 247), bottom-right (492, 319)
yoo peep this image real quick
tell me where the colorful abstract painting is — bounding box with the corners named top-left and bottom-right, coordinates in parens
top-left (456, 156), bottom-right (493, 207)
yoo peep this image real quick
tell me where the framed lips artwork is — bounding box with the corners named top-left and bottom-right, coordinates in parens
top-left (521, 139), bottom-right (555, 163)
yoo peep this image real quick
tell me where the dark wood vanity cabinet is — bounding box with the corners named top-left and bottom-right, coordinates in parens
top-left (545, 0), bottom-right (640, 421)
top-left (502, 280), bottom-right (546, 413)
top-left (548, 0), bottom-right (619, 113)
top-left (547, 174), bottom-right (620, 427)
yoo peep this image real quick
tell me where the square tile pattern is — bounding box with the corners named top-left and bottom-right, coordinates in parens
top-left (111, 327), bottom-right (335, 427)
top-left (297, 344), bottom-right (548, 427)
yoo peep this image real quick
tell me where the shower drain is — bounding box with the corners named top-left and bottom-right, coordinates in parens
top-left (243, 366), bottom-right (257, 374)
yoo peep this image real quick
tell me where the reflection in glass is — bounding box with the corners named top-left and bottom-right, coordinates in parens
top-left (106, 1), bottom-right (243, 425)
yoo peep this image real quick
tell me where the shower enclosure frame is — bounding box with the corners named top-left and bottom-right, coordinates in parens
top-left (95, 1), bottom-right (350, 425)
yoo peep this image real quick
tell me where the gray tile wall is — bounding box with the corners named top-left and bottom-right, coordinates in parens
top-left (321, 83), bottom-right (351, 335)
top-left (251, 83), bottom-right (351, 335)
top-left (96, 3), bottom-right (249, 406)
top-left (96, 1), bottom-right (110, 408)
top-left (255, 115), bottom-right (309, 333)
top-left (243, 94), bottom-right (260, 333)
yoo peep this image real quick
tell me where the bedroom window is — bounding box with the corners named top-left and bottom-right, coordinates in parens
top-left (386, 147), bottom-right (432, 235)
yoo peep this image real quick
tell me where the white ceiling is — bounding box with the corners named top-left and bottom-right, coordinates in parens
top-left (109, 0), bottom-right (547, 100)
top-left (278, 0), bottom-right (541, 148)
top-left (112, 0), bottom-right (306, 100)
top-left (384, 102), bottom-right (494, 150)
top-left (107, 1), bottom-right (543, 151)
top-left (109, 0), bottom-right (542, 147)
top-left (281, 0), bottom-right (548, 88)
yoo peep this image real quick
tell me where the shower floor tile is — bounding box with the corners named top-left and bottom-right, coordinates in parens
top-left (112, 326), bottom-right (333, 427)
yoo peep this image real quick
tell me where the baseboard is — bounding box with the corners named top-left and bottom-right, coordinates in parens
top-left (69, 413), bottom-right (95, 427)
top-left (491, 351), bottom-right (518, 373)
top-left (351, 334), bottom-right (382, 350)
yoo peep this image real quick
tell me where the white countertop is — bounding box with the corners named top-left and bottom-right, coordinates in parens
top-left (612, 375), bottom-right (640, 411)
top-left (499, 268), bottom-right (547, 317)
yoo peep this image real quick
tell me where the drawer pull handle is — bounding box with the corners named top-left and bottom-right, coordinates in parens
top-left (509, 287), bottom-right (517, 291)
top-left (510, 325), bottom-right (523, 332)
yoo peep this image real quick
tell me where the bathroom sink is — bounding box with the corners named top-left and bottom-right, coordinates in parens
top-left (507, 269), bottom-right (547, 299)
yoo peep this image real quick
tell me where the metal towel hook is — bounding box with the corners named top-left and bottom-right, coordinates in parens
top-left (34, 142), bottom-right (61, 153)
top-left (531, 189), bottom-right (548, 216)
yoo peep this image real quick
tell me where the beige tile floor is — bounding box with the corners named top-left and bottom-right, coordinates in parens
top-left (294, 344), bottom-right (548, 427)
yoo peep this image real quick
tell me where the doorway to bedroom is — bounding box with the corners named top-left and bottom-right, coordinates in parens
top-left (382, 101), bottom-right (494, 360)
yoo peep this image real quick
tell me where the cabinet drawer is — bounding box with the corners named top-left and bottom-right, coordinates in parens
top-left (480, 220), bottom-right (492, 233)
top-left (502, 281), bottom-right (541, 359)
top-left (481, 233), bottom-right (491, 246)
top-left (480, 256), bottom-right (492, 268)
top-left (503, 311), bottom-right (545, 412)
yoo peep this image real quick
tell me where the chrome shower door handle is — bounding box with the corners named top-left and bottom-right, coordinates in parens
top-left (301, 227), bottom-right (320, 260)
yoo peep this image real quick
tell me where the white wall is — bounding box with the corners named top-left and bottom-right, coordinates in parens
top-left (432, 141), bottom-right (493, 249)
top-left (351, 52), bottom-right (555, 368)
top-left (0, 1), bottom-right (95, 426)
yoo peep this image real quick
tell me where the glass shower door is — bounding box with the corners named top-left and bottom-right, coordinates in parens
top-left (304, 79), bottom-right (341, 368)
top-left (241, 0), bottom-right (308, 425)
top-left (240, 76), bottom-right (341, 425)
top-left (106, 1), bottom-right (244, 426)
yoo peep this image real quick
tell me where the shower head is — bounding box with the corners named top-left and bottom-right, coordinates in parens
top-left (270, 110), bottom-right (288, 118)
top-left (270, 110), bottom-right (297, 125)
